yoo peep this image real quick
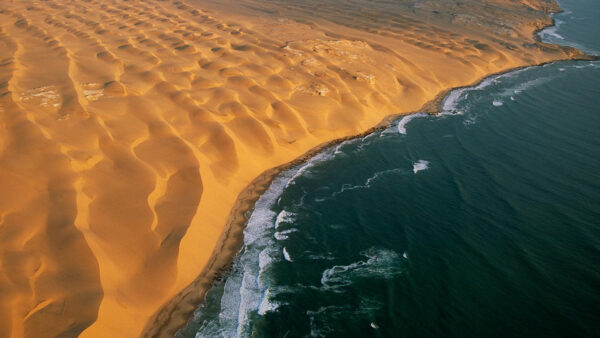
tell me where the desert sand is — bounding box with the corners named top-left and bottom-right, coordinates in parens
top-left (0, 0), bottom-right (591, 337)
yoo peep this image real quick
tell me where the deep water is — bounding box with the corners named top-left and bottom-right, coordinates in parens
top-left (178, 1), bottom-right (600, 337)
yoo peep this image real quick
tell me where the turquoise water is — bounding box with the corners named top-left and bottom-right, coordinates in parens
top-left (179, 1), bottom-right (600, 337)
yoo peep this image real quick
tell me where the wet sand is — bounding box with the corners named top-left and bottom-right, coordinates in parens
top-left (0, 0), bottom-right (591, 337)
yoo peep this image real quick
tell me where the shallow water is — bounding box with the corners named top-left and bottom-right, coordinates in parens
top-left (179, 1), bottom-right (600, 337)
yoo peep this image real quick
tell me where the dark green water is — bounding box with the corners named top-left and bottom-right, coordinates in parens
top-left (179, 1), bottom-right (600, 337)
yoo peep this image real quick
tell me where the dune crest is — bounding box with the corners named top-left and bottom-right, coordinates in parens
top-left (0, 0), bottom-right (589, 337)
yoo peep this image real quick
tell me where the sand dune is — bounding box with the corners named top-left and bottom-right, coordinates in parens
top-left (0, 0), bottom-right (590, 337)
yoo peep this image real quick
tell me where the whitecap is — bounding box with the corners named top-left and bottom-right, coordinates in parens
top-left (258, 289), bottom-right (280, 315)
top-left (397, 113), bottom-right (426, 135)
top-left (283, 247), bottom-right (293, 262)
top-left (274, 228), bottom-right (298, 241)
top-left (258, 247), bottom-right (275, 271)
top-left (275, 210), bottom-right (295, 230)
top-left (412, 160), bottom-right (430, 174)
top-left (441, 87), bottom-right (467, 113)
top-left (320, 248), bottom-right (404, 290)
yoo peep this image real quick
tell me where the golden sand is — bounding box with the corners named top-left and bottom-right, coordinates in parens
top-left (0, 0), bottom-right (590, 337)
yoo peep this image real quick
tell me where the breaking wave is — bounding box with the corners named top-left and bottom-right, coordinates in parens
top-left (320, 248), bottom-right (406, 290)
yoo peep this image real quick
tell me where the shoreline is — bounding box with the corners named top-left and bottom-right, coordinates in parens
top-left (142, 58), bottom-right (596, 338)
top-left (141, 6), bottom-right (598, 338)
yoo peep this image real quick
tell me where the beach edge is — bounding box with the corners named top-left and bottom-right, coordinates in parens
top-left (140, 3), bottom-right (597, 337)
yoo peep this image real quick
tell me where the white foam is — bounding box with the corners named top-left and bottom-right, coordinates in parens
top-left (366, 168), bottom-right (405, 186)
top-left (496, 76), bottom-right (553, 101)
top-left (365, 171), bottom-right (385, 186)
top-left (193, 167), bottom-right (307, 337)
top-left (412, 160), bottom-right (430, 174)
top-left (320, 248), bottom-right (404, 290)
top-left (541, 26), bottom-right (564, 40)
top-left (330, 168), bottom-right (406, 198)
top-left (441, 75), bottom-right (503, 113)
top-left (305, 252), bottom-right (336, 261)
top-left (275, 210), bottom-right (295, 230)
top-left (333, 142), bottom-right (345, 156)
top-left (274, 228), bottom-right (298, 241)
top-left (538, 12), bottom-right (600, 54)
top-left (194, 320), bottom-right (222, 338)
top-left (307, 306), bottom-right (339, 337)
top-left (333, 183), bottom-right (367, 196)
top-left (441, 87), bottom-right (466, 113)
top-left (236, 268), bottom-right (259, 335)
top-left (258, 248), bottom-right (275, 271)
top-left (306, 299), bottom-right (384, 336)
top-left (258, 289), bottom-right (279, 315)
top-left (284, 149), bottom-right (336, 188)
top-left (440, 65), bottom-right (536, 115)
top-left (283, 247), bottom-right (293, 262)
top-left (397, 113), bottom-right (426, 135)
top-left (463, 115), bottom-right (478, 126)
top-left (220, 173), bottom-right (301, 337)
top-left (354, 132), bottom-right (379, 153)
top-left (538, 12), bottom-right (564, 40)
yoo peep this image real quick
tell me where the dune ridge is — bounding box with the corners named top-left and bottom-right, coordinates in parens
top-left (0, 0), bottom-right (591, 337)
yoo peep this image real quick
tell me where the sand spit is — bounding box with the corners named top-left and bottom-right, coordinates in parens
top-left (0, 0), bottom-right (590, 337)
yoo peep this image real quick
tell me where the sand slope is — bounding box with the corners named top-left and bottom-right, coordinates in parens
top-left (0, 0), bottom-right (586, 337)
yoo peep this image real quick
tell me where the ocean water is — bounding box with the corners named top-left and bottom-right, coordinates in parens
top-left (178, 1), bottom-right (600, 337)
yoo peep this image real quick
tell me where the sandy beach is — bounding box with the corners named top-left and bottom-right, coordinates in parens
top-left (0, 0), bottom-right (592, 337)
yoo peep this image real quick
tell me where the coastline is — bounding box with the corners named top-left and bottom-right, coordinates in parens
top-left (142, 21), bottom-right (597, 335)
top-left (2, 0), bottom-right (596, 336)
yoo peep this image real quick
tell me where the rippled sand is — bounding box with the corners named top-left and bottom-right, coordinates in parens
top-left (0, 0), bottom-right (589, 337)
